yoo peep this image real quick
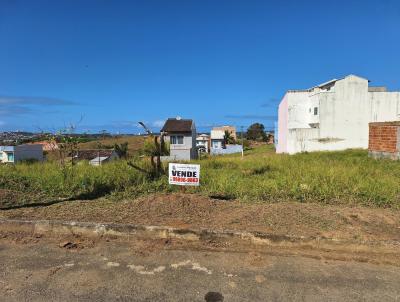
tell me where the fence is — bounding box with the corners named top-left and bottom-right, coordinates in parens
top-left (211, 145), bottom-right (243, 155)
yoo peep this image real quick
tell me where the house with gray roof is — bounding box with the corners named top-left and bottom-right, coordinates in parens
top-left (72, 149), bottom-right (119, 166)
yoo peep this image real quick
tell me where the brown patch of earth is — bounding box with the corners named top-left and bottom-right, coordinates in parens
top-left (1, 193), bottom-right (400, 244)
top-left (0, 189), bottom-right (49, 208)
top-left (0, 189), bottom-right (24, 208)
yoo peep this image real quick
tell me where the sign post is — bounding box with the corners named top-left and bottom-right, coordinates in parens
top-left (168, 163), bottom-right (200, 186)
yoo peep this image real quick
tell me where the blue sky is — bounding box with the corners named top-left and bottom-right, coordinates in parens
top-left (1, 0), bottom-right (399, 133)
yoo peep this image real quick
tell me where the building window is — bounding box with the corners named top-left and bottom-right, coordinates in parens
top-left (171, 135), bottom-right (184, 144)
top-left (6, 152), bottom-right (14, 162)
top-left (212, 141), bottom-right (222, 149)
top-left (314, 107), bottom-right (318, 115)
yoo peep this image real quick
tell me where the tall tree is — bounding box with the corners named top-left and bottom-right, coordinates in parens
top-left (246, 123), bottom-right (267, 141)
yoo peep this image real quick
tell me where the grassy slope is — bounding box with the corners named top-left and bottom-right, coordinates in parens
top-left (45, 135), bottom-right (146, 161)
top-left (198, 146), bottom-right (400, 207)
top-left (1, 145), bottom-right (400, 208)
top-left (77, 135), bottom-right (146, 153)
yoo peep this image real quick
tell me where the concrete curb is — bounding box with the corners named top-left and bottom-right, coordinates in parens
top-left (0, 218), bottom-right (348, 247)
top-left (3, 218), bottom-right (399, 248)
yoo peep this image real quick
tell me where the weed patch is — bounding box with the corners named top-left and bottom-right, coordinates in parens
top-left (1, 146), bottom-right (400, 208)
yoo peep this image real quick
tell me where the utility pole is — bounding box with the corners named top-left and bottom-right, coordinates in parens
top-left (241, 125), bottom-right (244, 158)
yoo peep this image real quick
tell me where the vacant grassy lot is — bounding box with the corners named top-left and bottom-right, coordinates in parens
top-left (1, 146), bottom-right (400, 209)
top-left (45, 135), bottom-right (146, 162)
top-left (77, 135), bottom-right (145, 153)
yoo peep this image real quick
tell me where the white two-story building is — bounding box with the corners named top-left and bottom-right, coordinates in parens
top-left (276, 75), bottom-right (400, 154)
top-left (161, 117), bottom-right (197, 161)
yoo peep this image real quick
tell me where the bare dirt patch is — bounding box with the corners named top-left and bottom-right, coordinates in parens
top-left (0, 189), bottom-right (25, 208)
top-left (1, 193), bottom-right (400, 244)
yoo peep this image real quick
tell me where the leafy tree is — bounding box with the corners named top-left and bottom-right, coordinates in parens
top-left (246, 123), bottom-right (267, 141)
top-left (223, 130), bottom-right (235, 145)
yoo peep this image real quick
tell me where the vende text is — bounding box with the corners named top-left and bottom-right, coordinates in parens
top-left (168, 163), bottom-right (200, 186)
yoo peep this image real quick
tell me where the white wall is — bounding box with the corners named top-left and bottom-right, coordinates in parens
top-left (319, 75), bottom-right (370, 149)
top-left (0, 151), bottom-right (10, 163)
top-left (277, 92), bottom-right (311, 153)
top-left (167, 134), bottom-right (193, 151)
top-left (278, 75), bottom-right (400, 154)
top-left (211, 130), bottom-right (225, 139)
top-left (287, 92), bottom-right (311, 129)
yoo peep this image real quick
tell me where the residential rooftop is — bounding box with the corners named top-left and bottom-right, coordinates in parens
top-left (161, 118), bottom-right (193, 133)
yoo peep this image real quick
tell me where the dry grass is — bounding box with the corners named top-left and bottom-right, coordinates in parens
top-left (45, 135), bottom-right (146, 161)
top-left (77, 135), bottom-right (145, 154)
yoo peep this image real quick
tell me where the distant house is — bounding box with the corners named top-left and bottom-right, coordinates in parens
top-left (212, 126), bottom-right (237, 141)
top-left (0, 144), bottom-right (43, 163)
top-left (89, 156), bottom-right (116, 166)
top-left (196, 134), bottom-right (210, 153)
top-left (161, 117), bottom-right (197, 161)
top-left (210, 126), bottom-right (243, 155)
top-left (73, 149), bottom-right (119, 166)
top-left (210, 129), bottom-right (225, 149)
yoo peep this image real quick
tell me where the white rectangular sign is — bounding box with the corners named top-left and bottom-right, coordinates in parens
top-left (169, 163), bottom-right (200, 186)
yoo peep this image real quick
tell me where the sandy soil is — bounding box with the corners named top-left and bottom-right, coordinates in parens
top-left (2, 234), bottom-right (400, 301)
top-left (1, 193), bottom-right (400, 244)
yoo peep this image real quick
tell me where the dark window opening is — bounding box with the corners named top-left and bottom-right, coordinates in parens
top-left (171, 135), bottom-right (184, 144)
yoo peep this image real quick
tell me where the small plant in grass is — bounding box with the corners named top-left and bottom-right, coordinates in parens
top-left (128, 131), bottom-right (169, 180)
top-left (114, 142), bottom-right (129, 159)
top-left (252, 165), bottom-right (272, 175)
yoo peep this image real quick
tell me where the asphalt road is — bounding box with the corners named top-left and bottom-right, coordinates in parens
top-left (1, 237), bottom-right (399, 302)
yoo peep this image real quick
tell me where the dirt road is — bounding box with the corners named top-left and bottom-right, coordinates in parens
top-left (1, 235), bottom-right (400, 301)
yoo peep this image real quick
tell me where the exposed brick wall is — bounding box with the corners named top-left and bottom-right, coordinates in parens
top-left (368, 122), bottom-right (400, 159)
top-left (368, 123), bottom-right (400, 153)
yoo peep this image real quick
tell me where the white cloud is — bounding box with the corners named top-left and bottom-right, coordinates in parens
top-left (0, 95), bottom-right (77, 117)
top-left (152, 120), bottom-right (166, 128)
top-left (0, 95), bottom-right (75, 106)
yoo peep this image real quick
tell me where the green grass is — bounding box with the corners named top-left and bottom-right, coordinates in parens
top-left (1, 145), bottom-right (400, 208)
top-left (197, 147), bottom-right (400, 207)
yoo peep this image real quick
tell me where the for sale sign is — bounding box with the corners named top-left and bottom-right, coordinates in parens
top-left (169, 163), bottom-right (200, 186)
